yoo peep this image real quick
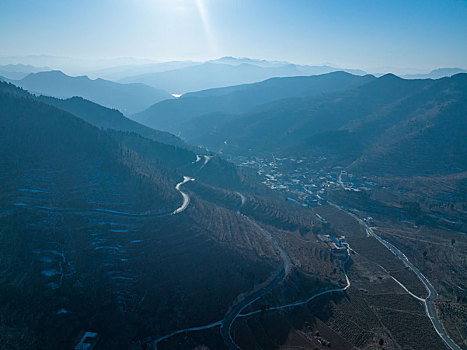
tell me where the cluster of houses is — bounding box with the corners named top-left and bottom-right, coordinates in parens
top-left (318, 234), bottom-right (347, 252)
top-left (237, 156), bottom-right (375, 209)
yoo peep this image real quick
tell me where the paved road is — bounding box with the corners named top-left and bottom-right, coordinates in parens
top-left (235, 192), bottom-right (246, 212)
top-left (201, 155), bottom-right (212, 168)
top-left (151, 181), bottom-right (461, 350)
top-left (220, 266), bottom-right (287, 350)
top-left (329, 202), bottom-right (462, 350)
top-left (38, 174), bottom-right (196, 217)
top-left (172, 176), bottom-right (195, 214)
top-left (220, 211), bottom-right (292, 350)
top-left (338, 171), bottom-right (360, 192)
top-left (239, 245), bottom-right (351, 318)
top-left (148, 194), bottom-right (352, 350)
top-left (152, 321), bottom-right (222, 349)
top-left (151, 192), bottom-right (292, 350)
top-left (18, 175), bottom-right (198, 218)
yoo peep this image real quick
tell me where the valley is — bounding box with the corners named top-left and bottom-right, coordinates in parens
top-left (223, 151), bottom-right (466, 349)
top-left (143, 148), bottom-right (464, 349)
top-left (0, 64), bottom-right (465, 350)
top-left (2, 1), bottom-right (467, 348)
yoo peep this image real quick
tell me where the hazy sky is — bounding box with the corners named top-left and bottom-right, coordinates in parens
top-left (1, 0), bottom-right (466, 71)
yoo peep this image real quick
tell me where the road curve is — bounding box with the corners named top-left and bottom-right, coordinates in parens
top-left (19, 176), bottom-right (197, 218)
top-left (220, 213), bottom-right (292, 350)
top-left (201, 155), bottom-right (212, 168)
top-left (329, 202), bottom-right (462, 350)
top-left (152, 321), bottom-right (222, 349)
top-left (235, 192), bottom-right (246, 213)
top-left (172, 176), bottom-right (195, 215)
top-left (150, 191), bottom-right (292, 350)
top-left (239, 245), bottom-right (351, 318)
top-left (220, 266), bottom-right (287, 350)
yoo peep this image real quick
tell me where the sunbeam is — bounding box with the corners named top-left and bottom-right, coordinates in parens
top-left (194, 0), bottom-right (217, 55)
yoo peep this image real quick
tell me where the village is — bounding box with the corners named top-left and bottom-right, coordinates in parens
top-left (235, 155), bottom-right (376, 207)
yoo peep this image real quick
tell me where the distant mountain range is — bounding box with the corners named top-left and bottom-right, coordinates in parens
top-left (86, 60), bottom-right (200, 81)
top-left (134, 71), bottom-right (467, 176)
top-left (208, 56), bottom-right (287, 67)
top-left (5, 70), bottom-right (172, 115)
top-left (401, 67), bottom-right (466, 79)
top-left (2, 56), bottom-right (464, 96)
top-left (1, 60), bottom-right (466, 349)
top-left (133, 71), bottom-right (375, 138)
top-left (115, 57), bottom-right (464, 94)
top-left (0, 64), bottom-right (51, 80)
top-left (120, 62), bottom-right (303, 93)
top-left (207, 57), bottom-right (368, 75)
top-left (119, 59), bottom-right (367, 94)
top-left (210, 73), bottom-right (466, 176)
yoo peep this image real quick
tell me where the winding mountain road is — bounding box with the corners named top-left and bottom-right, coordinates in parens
top-left (18, 175), bottom-right (196, 218)
top-left (220, 209), bottom-right (292, 350)
top-left (201, 155), bottom-right (212, 168)
top-left (151, 192), bottom-right (354, 350)
top-left (152, 192), bottom-right (293, 350)
top-left (150, 169), bottom-right (461, 350)
top-left (172, 176), bottom-right (195, 215)
top-left (239, 245), bottom-right (351, 318)
top-left (235, 192), bottom-right (246, 212)
top-left (329, 202), bottom-right (461, 350)
top-left (152, 320), bottom-right (222, 348)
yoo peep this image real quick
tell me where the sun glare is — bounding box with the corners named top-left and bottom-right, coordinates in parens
top-left (194, 0), bottom-right (217, 54)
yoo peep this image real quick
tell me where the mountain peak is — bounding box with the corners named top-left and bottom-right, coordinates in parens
top-left (15, 70), bottom-right (171, 114)
top-left (379, 73), bottom-right (402, 81)
top-left (430, 67), bottom-right (466, 74)
top-left (22, 70), bottom-right (68, 81)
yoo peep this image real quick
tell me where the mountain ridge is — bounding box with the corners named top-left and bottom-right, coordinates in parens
top-left (133, 71), bottom-right (376, 139)
top-left (185, 73), bottom-right (467, 176)
top-left (10, 70), bottom-right (172, 115)
top-left (119, 61), bottom-right (368, 94)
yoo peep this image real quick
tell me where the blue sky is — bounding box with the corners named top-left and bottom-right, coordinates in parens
top-left (1, 0), bottom-right (466, 71)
